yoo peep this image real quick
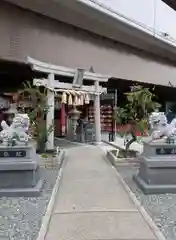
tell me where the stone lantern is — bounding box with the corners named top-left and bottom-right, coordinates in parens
top-left (68, 105), bottom-right (81, 141)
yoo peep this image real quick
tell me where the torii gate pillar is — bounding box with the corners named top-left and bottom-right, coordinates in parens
top-left (94, 80), bottom-right (101, 143)
top-left (46, 73), bottom-right (55, 150)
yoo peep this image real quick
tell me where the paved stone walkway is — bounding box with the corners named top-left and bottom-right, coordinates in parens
top-left (45, 145), bottom-right (159, 240)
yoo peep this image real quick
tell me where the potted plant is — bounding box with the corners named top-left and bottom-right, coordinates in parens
top-left (115, 84), bottom-right (161, 153)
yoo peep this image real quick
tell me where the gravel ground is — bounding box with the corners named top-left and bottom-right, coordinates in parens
top-left (117, 165), bottom-right (176, 240)
top-left (0, 156), bottom-right (61, 240)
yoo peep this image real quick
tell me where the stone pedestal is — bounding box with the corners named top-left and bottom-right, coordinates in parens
top-left (0, 145), bottom-right (43, 197)
top-left (134, 141), bottom-right (176, 194)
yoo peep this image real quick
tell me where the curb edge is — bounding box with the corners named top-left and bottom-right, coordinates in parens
top-left (99, 146), bottom-right (166, 240)
top-left (115, 168), bottom-right (166, 240)
top-left (36, 149), bottom-right (67, 240)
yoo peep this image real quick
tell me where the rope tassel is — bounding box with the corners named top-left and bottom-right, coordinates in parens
top-left (85, 94), bottom-right (90, 104)
top-left (74, 95), bottom-right (78, 106)
top-left (68, 94), bottom-right (73, 105)
top-left (80, 95), bottom-right (84, 105)
top-left (61, 92), bottom-right (67, 104)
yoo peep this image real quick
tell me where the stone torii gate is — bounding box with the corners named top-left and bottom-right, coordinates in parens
top-left (26, 56), bottom-right (110, 150)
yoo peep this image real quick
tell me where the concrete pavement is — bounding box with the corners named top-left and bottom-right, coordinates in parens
top-left (45, 145), bottom-right (161, 240)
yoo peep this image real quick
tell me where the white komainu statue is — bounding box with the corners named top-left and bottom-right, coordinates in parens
top-left (0, 114), bottom-right (30, 146)
top-left (149, 111), bottom-right (176, 142)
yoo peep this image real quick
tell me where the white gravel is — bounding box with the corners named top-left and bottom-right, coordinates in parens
top-left (117, 165), bottom-right (176, 240)
top-left (0, 157), bottom-right (60, 240)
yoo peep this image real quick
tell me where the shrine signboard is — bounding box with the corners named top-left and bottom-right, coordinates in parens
top-left (0, 150), bottom-right (26, 158)
top-left (156, 148), bottom-right (176, 155)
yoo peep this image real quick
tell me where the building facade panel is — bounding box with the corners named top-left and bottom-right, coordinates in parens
top-left (90, 0), bottom-right (155, 30)
top-left (0, 2), bottom-right (176, 86)
top-left (88, 0), bottom-right (176, 47)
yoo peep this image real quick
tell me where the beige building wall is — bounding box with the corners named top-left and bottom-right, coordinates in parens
top-left (0, 1), bottom-right (176, 86)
